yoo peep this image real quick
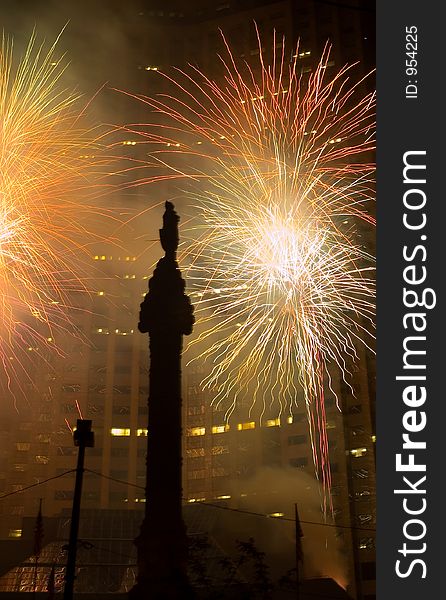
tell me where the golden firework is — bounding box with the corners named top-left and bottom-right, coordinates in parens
top-left (125, 35), bottom-right (375, 511)
top-left (0, 32), bottom-right (111, 398)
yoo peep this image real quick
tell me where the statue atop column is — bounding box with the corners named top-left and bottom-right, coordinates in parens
top-left (160, 200), bottom-right (180, 259)
top-left (131, 201), bottom-right (195, 600)
top-left (138, 201), bottom-right (194, 337)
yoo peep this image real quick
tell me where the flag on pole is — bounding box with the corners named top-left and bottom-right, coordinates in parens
top-left (33, 498), bottom-right (44, 559)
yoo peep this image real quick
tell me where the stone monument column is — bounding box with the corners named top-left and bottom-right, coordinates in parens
top-left (129, 201), bottom-right (195, 600)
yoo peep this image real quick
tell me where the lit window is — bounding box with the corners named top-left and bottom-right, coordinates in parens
top-left (8, 529), bottom-right (22, 538)
top-left (211, 445), bottom-right (229, 455)
top-left (137, 428), bottom-right (148, 437)
top-left (16, 443), bottom-right (30, 451)
top-left (110, 428), bottom-right (131, 436)
top-left (355, 489), bottom-right (371, 498)
top-left (358, 514), bottom-right (374, 524)
top-left (359, 537), bottom-right (375, 550)
top-left (187, 427), bottom-right (206, 436)
top-left (371, 435), bottom-right (376, 443)
top-left (353, 469), bottom-right (369, 479)
top-left (97, 291), bottom-right (104, 296)
top-left (265, 418), bottom-right (280, 427)
top-left (186, 448), bottom-right (205, 457)
top-left (13, 464), bottom-right (27, 472)
top-left (287, 416), bottom-right (293, 424)
top-left (350, 447), bottom-right (367, 458)
top-left (351, 426), bottom-right (365, 436)
top-left (294, 50), bottom-right (311, 59)
top-left (35, 455), bottom-right (50, 464)
top-left (212, 424), bottom-right (229, 434)
top-left (237, 422), bottom-right (255, 431)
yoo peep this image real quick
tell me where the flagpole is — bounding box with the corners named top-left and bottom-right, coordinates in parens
top-left (47, 563), bottom-right (56, 600)
top-left (33, 555), bottom-right (37, 597)
top-left (33, 498), bottom-right (43, 596)
top-left (294, 503), bottom-right (303, 600)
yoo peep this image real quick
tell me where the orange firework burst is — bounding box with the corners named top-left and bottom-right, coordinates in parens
top-left (123, 33), bottom-right (375, 511)
top-left (0, 32), bottom-right (112, 398)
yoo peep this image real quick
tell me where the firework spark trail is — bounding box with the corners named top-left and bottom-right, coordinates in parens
top-left (123, 34), bottom-right (375, 512)
top-left (0, 32), bottom-right (114, 400)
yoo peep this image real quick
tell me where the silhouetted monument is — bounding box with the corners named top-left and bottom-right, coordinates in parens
top-left (130, 202), bottom-right (195, 599)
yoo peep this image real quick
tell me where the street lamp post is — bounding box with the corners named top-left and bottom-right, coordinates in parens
top-left (63, 419), bottom-right (94, 600)
top-left (129, 201), bottom-right (195, 600)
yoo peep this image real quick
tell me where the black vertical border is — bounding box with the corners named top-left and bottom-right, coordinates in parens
top-left (377, 1), bottom-right (443, 597)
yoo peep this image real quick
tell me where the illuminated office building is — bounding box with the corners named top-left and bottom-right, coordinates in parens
top-left (0, 2), bottom-right (375, 598)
